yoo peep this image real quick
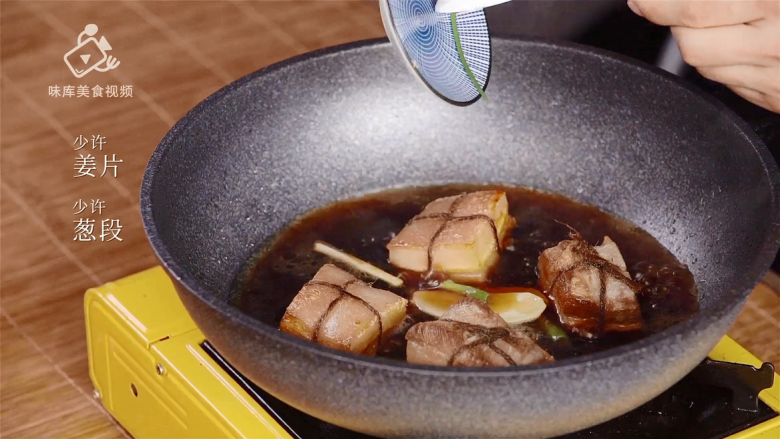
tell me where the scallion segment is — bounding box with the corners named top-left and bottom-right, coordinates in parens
top-left (543, 320), bottom-right (569, 341)
top-left (440, 280), bottom-right (490, 302)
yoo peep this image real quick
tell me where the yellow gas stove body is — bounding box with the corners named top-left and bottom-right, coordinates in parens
top-left (85, 267), bottom-right (780, 439)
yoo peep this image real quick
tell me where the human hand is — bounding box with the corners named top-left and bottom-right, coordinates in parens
top-left (627, 0), bottom-right (780, 112)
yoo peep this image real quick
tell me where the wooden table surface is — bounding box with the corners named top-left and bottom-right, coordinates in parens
top-left (1, 2), bottom-right (778, 437)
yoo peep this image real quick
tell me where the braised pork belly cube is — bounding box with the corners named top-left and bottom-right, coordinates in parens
top-left (406, 297), bottom-right (554, 367)
top-left (280, 264), bottom-right (408, 355)
top-left (538, 235), bottom-right (643, 337)
top-left (386, 191), bottom-right (513, 282)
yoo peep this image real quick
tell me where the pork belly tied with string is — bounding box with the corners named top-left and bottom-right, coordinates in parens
top-left (386, 190), bottom-right (514, 282)
top-left (280, 264), bottom-right (407, 355)
top-left (538, 234), bottom-right (644, 337)
top-left (406, 297), bottom-right (554, 367)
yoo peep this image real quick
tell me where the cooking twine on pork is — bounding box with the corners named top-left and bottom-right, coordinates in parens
top-left (549, 231), bottom-right (642, 335)
top-left (441, 319), bottom-right (518, 366)
top-left (309, 279), bottom-right (384, 346)
top-left (406, 193), bottom-right (501, 276)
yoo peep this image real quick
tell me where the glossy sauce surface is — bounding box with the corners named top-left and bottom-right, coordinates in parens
top-left (237, 185), bottom-right (699, 361)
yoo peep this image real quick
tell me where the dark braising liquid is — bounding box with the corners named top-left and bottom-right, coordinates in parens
top-left (237, 185), bottom-right (698, 362)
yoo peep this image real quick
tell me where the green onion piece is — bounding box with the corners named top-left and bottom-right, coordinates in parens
top-left (543, 320), bottom-right (569, 341)
top-left (450, 12), bottom-right (487, 101)
top-left (440, 280), bottom-right (489, 302)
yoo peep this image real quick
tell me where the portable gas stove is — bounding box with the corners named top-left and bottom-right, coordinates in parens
top-left (85, 267), bottom-right (779, 438)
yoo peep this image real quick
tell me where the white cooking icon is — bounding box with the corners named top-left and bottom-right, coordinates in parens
top-left (63, 24), bottom-right (120, 78)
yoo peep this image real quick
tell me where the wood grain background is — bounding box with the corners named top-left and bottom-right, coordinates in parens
top-left (1, 2), bottom-right (778, 437)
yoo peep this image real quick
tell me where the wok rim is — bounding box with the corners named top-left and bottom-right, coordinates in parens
top-left (140, 37), bottom-right (780, 377)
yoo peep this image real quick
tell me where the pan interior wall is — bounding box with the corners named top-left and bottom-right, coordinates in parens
top-left (148, 40), bottom-right (776, 318)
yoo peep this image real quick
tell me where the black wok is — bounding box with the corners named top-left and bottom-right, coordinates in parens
top-left (140, 38), bottom-right (780, 438)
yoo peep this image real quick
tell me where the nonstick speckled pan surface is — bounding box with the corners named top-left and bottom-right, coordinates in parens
top-left (141, 38), bottom-right (780, 438)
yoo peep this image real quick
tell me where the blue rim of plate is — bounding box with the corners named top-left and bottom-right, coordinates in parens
top-left (379, 0), bottom-right (492, 106)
